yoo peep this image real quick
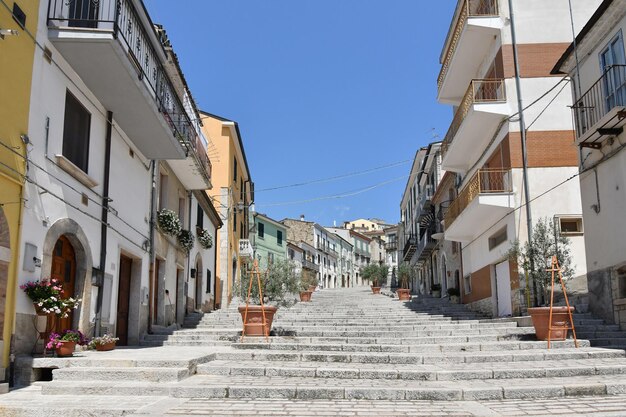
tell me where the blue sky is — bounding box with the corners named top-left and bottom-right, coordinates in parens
top-left (145, 0), bottom-right (455, 227)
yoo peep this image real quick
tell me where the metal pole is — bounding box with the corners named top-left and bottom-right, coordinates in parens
top-left (508, 0), bottom-right (537, 306)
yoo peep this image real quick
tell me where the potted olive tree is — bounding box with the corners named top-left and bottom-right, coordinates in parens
top-left (298, 273), bottom-right (317, 302)
top-left (396, 262), bottom-right (411, 301)
top-left (237, 259), bottom-right (300, 336)
top-left (361, 263), bottom-right (389, 294)
top-left (447, 287), bottom-right (460, 303)
top-left (508, 218), bottom-right (575, 341)
top-left (431, 283), bottom-right (442, 298)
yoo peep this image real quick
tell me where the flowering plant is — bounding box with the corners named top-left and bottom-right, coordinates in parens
top-left (46, 329), bottom-right (89, 350)
top-left (197, 228), bottom-right (213, 249)
top-left (177, 229), bottom-right (195, 253)
top-left (89, 334), bottom-right (119, 348)
top-left (157, 209), bottom-right (182, 237)
top-left (20, 278), bottom-right (81, 318)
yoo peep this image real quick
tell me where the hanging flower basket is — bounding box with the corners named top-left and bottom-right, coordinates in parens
top-left (197, 228), bottom-right (213, 249)
top-left (157, 209), bottom-right (182, 237)
top-left (21, 278), bottom-right (81, 318)
top-left (177, 230), bottom-right (195, 253)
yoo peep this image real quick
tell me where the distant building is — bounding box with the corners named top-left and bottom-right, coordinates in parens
top-left (252, 213), bottom-right (288, 270)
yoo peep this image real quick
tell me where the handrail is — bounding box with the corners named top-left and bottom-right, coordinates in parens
top-left (444, 168), bottom-right (512, 227)
top-left (572, 65), bottom-right (626, 138)
top-left (441, 79), bottom-right (506, 157)
top-left (438, 0), bottom-right (500, 91)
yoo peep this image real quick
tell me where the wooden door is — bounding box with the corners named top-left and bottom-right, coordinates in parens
top-left (116, 255), bottom-right (132, 345)
top-left (51, 236), bottom-right (76, 332)
top-left (152, 259), bottom-right (161, 325)
top-left (195, 260), bottom-right (203, 310)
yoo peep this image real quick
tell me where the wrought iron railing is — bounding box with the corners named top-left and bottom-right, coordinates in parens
top-left (47, 0), bottom-right (197, 150)
top-left (573, 65), bottom-right (626, 139)
top-left (444, 169), bottom-right (512, 227)
top-left (441, 79), bottom-right (506, 157)
top-left (301, 259), bottom-right (319, 271)
top-left (438, 0), bottom-right (500, 91)
top-left (385, 240), bottom-right (397, 251)
top-left (193, 135), bottom-right (212, 182)
top-left (416, 230), bottom-right (437, 260)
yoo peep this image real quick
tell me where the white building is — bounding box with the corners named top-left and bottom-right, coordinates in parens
top-left (553, 0), bottom-right (626, 329)
top-left (437, 0), bottom-right (600, 317)
top-left (15, 0), bottom-right (218, 353)
top-left (383, 225), bottom-right (400, 287)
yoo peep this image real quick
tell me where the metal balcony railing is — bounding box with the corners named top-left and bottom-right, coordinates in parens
top-left (445, 168), bottom-right (512, 227)
top-left (384, 240), bottom-right (397, 251)
top-left (573, 65), bottom-right (626, 139)
top-left (438, 0), bottom-right (500, 91)
top-left (301, 259), bottom-right (319, 272)
top-left (402, 235), bottom-right (418, 261)
top-left (47, 0), bottom-right (197, 151)
top-left (441, 79), bottom-right (506, 158)
top-left (238, 239), bottom-right (253, 260)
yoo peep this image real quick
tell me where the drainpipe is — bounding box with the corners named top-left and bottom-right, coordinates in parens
top-left (213, 222), bottom-right (221, 311)
top-left (148, 160), bottom-right (157, 333)
top-left (94, 111), bottom-right (113, 337)
top-left (508, 0), bottom-right (537, 306)
top-left (186, 190), bottom-right (193, 318)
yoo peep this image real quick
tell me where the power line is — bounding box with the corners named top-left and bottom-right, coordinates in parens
top-left (256, 159), bottom-right (411, 192)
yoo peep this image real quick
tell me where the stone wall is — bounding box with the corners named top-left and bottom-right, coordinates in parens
top-left (587, 263), bottom-right (626, 329)
top-left (282, 220), bottom-right (314, 246)
top-left (467, 297), bottom-right (494, 318)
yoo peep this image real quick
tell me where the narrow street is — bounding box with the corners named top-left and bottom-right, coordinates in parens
top-left (1, 288), bottom-right (625, 416)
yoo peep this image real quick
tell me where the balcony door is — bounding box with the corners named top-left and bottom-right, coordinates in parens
top-left (68, 0), bottom-right (99, 28)
top-left (600, 33), bottom-right (626, 112)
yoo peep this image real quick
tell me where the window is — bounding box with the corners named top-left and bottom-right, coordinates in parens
top-left (233, 213), bottom-right (237, 232)
top-left (559, 217), bottom-right (583, 235)
top-left (288, 249), bottom-right (294, 259)
top-left (258, 222), bottom-right (265, 238)
top-left (12, 3), bottom-right (26, 28)
top-left (277, 230), bottom-right (283, 246)
top-left (600, 31), bottom-right (626, 110)
top-left (233, 157), bottom-right (238, 182)
top-left (196, 203), bottom-right (204, 229)
top-left (178, 197), bottom-right (185, 225)
top-left (488, 227), bottom-right (507, 251)
top-left (206, 269), bottom-right (211, 294)
top-left (62, 91), bottom-right (91, 173)
top-left (451, 241), bottom-right (458, 255)
top-left (158, 174), bottom-right (168, 210)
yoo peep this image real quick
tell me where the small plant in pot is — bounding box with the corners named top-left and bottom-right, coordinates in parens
top-left (47, 329), bottom-right (89, 357)
top-left (396, 262), bottom-right (411, 301)
top-left (89, 334), bottom-right (120, 351)
top-left (177, 229), bottom-right (195, 253)
top-left (507, 217), bottom-right (576, 340)
top-left (20, 278), bottom-right (81, 317)
top-left (361, 263), bottom-right (389, 294)
top-left (447, 287), bottom-right (460, 304)
top-left (298, 274), bottom-right (317, 302)
top-left (157, 209), bottom-right (182, 237)
top-left (431, 283), bottom-right (442, 298)
top-left (236, 259), bottom-right (300, 336)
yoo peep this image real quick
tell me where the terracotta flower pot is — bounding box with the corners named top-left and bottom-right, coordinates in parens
top-left (371, 286), bottom-right (381, 294)
top-left (528, 306), bottom-right (574, 341)
top-left (56, 340), bottom-right (77, 357)
top-left (396, 289), bottom-right (411, 301)
top-left (95, 341), bottom-right (116, 351)
top-left (238, 305), bottom-right (278, 336)
top-left (299, 291), bottom-right (312, 302)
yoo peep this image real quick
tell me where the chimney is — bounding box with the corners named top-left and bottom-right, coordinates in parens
top-left (333, 220), bottom-right (337, 227)
top-left (300, 214), bottom-right (305, 222)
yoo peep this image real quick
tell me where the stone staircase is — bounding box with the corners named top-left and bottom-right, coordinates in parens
top-left (21, 287), bottom-right (626, 404)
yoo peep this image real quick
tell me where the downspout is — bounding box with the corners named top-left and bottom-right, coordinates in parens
top-left (185, 190), bottom-right (192, 319)
top-left (95, 111), bottom-right (113, 337)
top-left (148, 160), bottom-right (157, 333)
top-left (213, 222), bottom-right (221, 311)
top-left (508, 0), bottom-right (537, 306)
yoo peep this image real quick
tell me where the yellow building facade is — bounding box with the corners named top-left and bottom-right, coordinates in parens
top-left (0, 0), bottom-right (39, 381)
top-left (199, 112), bottom-right (253, 308)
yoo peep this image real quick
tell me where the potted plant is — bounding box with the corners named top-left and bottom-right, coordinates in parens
top-left (47, 330), bottom-right (89, 357)
top-left (298, 273), bottom-right (317, 302)
top-left (20, 278), bottom-right (81, 317)
top-left (177, 229), bottom-right (195, 253)
top-left (431, 283), bottom-right (442, 298)
top-left (157, 209), bottom-right (182, 237)
top-left (197, 228), bottom-right (213, 249)
top-left (237, 259), bottom-right (300, 336)
top-left (508, 218), bottom-right (576, 340)
top-left (447, 287), bottom-right (460, 303)
top-left (89, 334), bottom-right (120, 351)
top-left (361, 263), bottom-right (389, 294)
top-left (396, 263), bottom-right (411, 301)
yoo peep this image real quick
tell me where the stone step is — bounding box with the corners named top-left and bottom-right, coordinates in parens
top-left (197, 356), bottom-right (626, 381)
top-left (275, 327), bottom-right (535, 338)
top-left (229, 340), bottom-right (590, 354)
top-left (234, 335), bottom-right (512, 345)
top-left (52, 366), bottom-right (190, 382)
top-left (214, 346), bottom-right (622, 365)
top-left (272, 321), bottom-right (518, 329)
top-left (40, 374), bottom-right (626, 400)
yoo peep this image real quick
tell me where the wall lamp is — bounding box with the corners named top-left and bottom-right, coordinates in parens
top-left (0, 29), bottom-right (18, 39)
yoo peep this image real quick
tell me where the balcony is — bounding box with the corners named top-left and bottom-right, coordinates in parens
top-left (402, 235), bottom-right (418, 262)
top-left (239, 239), bottom-right (253, 260)
top-left (47, 0), bottom-right (194, 159)
top-left (418, 185), bottom-right (434, 219)
top-left (573, 65), bottom-right (626, 146)
top-left (438, 0), bottom-right (502, 104)
top-left (416, 230), bottom-right (437, 262)
top-left (167, 134), bottom-right (212, 189)
top-left (441, 79), bottom-right (509, 173)
top-left (384, 240), bottom-right (397, 251)
top-left (444, 169), bottom-right (514, 242)
top-left (302, 259), bottom-right (319, 272)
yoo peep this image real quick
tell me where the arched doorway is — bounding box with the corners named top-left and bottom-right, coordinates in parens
top-left (0, 209), bottom-right (10, 341)
top-left (51, 235), bottom-right (76, 332)
top-left (195, 255), bottom-right (203, 310)
top-left (440, 253), bottom-right (448, 295)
